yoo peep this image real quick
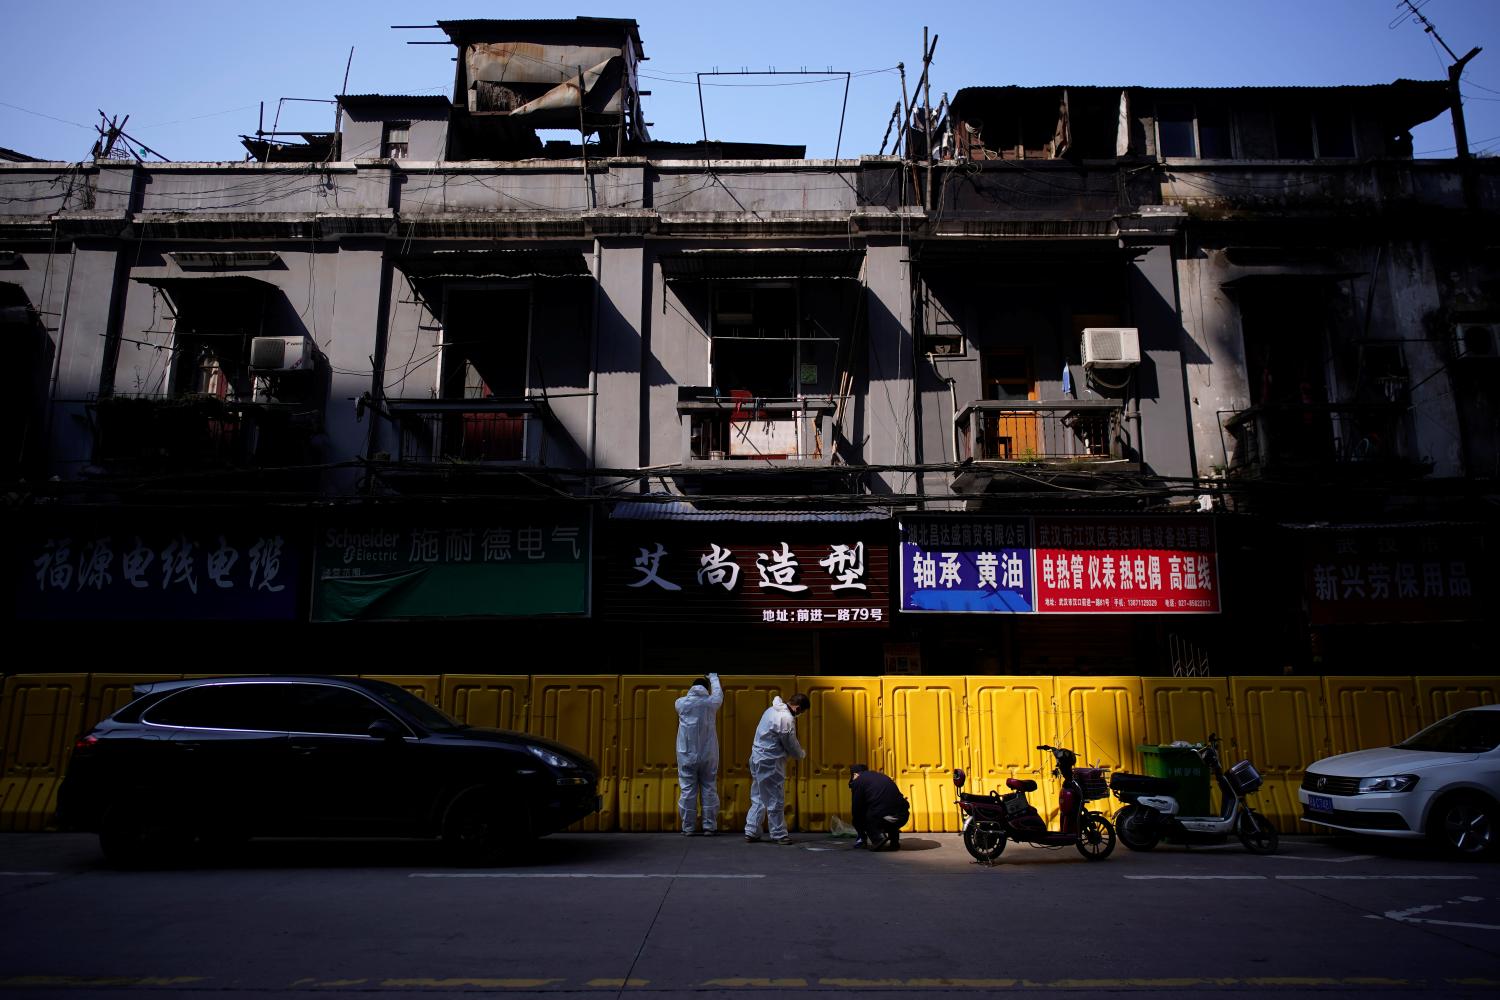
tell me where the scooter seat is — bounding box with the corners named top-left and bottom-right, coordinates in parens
top-left (1006, 778), bottom-right (1038, 792)
top-left (1109, 772), bottom-right (1177, 796)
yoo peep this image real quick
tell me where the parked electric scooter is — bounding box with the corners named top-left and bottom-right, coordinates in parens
top-left (953, 744), bottom-right (1116, 862)
top-left (1110, 734), bottom-right (1279, 854)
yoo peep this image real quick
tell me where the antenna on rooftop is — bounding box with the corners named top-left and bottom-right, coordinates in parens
top-left (92, 111), bottom-right (170, 163)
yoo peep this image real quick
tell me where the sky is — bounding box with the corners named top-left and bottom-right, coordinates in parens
top-left (2, 0), bottom-right (1499, 162)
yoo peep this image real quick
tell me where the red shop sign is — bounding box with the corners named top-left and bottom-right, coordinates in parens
top-left (1032, 517), bottom-right (1221, 614)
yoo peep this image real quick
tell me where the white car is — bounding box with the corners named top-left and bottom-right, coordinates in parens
top-left (1298, 704), bottom-right (1500, 858)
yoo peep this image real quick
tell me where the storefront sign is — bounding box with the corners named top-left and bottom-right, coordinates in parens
top-left (604, 526), bottom-right (890, 627)
top-left (900, 516), bottom-right (1220, 615)
top-left (1302, 526), bottom-right (1485, 625)
top-left (900, 518), bottom-right (1034, 612)
top-left (18, 528), bottom-right (300, 620)
top-left (313, 512), bottom-right (590, 621)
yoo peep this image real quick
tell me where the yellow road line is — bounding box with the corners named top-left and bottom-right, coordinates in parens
top-left (700, 978), bottom-right (810, 988)
top-left (380, 978), bottom-right (561, 989)
top-left (585, 979), bottom-right (649, 988)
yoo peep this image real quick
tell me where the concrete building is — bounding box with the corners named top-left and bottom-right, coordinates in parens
top-left (2, 18), bottom-right (1494, 675)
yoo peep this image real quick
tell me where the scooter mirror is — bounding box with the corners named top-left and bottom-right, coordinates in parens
top-left (953, 768), bottom-right (966, 788)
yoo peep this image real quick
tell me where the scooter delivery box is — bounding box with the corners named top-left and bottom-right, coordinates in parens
top-left (1226, 760), bottom-right (1263, 796)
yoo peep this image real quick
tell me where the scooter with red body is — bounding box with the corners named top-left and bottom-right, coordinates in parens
top-left (953, 744), bottom-right (1116, 862)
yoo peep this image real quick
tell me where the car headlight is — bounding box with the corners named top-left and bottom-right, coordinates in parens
top-left (1357, 775), bottom-right (1419, 793)
top-left (527, 745), bottom-right (578, 769)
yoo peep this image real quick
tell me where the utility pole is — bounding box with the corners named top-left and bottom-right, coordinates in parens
top-left (922, 27), bottom-right (934, 211)
top-left (1395, 0), bottom-right (1481, 206)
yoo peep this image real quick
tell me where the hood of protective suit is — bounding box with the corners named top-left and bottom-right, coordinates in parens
top-left (751, 695), bottom-right (805, 761)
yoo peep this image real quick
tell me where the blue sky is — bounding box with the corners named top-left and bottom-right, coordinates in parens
top-left (2, 0), bottom-right (1498, 161)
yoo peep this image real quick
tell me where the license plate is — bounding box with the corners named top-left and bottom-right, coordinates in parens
top-left (1307, 794), bottom-right (1333, 813)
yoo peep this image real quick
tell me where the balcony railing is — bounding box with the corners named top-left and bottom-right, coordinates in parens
top-left (387, 398), bottom-right (546, 465)
top-left (87, 394), bottom-right (318, 471)
top-left (955, 400), bottom-right (1135, 465)
top-left (1221, 401), bottom-right (1422, 477)
top-left (678, 397), bottom-right (839, 464)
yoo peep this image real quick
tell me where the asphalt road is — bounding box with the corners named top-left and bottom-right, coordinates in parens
top-left (1, 832), bottom-right (1497, 999)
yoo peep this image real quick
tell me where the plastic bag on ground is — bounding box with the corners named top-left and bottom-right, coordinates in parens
top-left (828, 815), bottom-right (857, 838)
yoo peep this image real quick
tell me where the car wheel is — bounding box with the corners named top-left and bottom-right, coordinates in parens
top-left (1429, 793), bottom-right (1498, 860)
top-left (443, 789), bottom-right (523, 866)
top-left (99, 805), bottom-right (178, 869)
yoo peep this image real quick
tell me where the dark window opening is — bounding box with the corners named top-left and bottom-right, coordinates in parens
top-left (1274, 111), bottom-right (1315, 159)
top-left (1198, 106), bottom-right (1234, 158)
top-left (710, 285), bottom-right (832, 399)
top-left (433, 288), bottom-right (531, 462)
top-left (1157, 103), bottom-right (1197, 158)
top-left (382, 122), bottom-right (411, 160)
top-left (166, 283), bottom-right (269, 401)
top-left (1315, 110), bottom-right (1356, 158)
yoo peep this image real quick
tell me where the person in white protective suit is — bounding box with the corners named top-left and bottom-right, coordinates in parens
top-left (675, 673), bottom-right (724, 835)
top-left (744, 692), bottom-right (810, 845)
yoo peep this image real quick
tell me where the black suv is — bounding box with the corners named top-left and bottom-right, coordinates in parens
top-left (58, 676), bottom-right (600, 865)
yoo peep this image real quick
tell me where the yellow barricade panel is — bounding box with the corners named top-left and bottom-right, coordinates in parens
top-left (1415, 677), bottom-right (1500, 728)
top-left (1142, 678), bottom-right (1229, 753)
top-left (794, 676), bottom-right (880, 834)
top-left (881, 677), bottom-right (966, 833)
top-left (0, 776), bottom-right (62, 833)
top-left (1324, 677), bottom-right (1420, 756)
top-left (619, 676), bottom-right (697, 832)
top-left (719, 677), bottom-right (798, 835)
top-left (84, 675), bottom-right (182, 731)
top-left (364, 675), bottom-right (442, 707)
top-left (966, 677), bottom-right (1058, 824)
top-left (441, 675), bottom-right (529, 730)
top-left (528, 676), bottom-right (619, 832)
top-left (0, 675), bottom-right (87, 779)
top-left (1229, 677), bottom-right (1328, 832)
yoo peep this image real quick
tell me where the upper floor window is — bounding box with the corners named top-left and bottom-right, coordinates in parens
top-left (382, 121), bottom-right (411, 160)
top-left (1273, 108), bottom-right (1355, 159)
top-left (710, 284), bottom-right (833, 399)
top-left (1156, 103), bottom-right (1234, 159)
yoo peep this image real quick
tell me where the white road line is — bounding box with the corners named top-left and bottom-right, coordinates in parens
top-left (410, 872), bottom-right (765, 879)
top-left (0, 872), bottom-right (55, 877)
top-left (1267, 854), bottom-right (1377, 863)
top-left (1276, 875), bottom-right (1478, 881)
top-left (1124, 875), bottom-right (1267, 880)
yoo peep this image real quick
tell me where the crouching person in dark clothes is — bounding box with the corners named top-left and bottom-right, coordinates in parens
top-left (849, 764), bottom-right (910, 851)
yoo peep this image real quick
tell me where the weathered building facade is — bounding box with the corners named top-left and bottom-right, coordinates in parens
top-left (2, 18), bottom-right (1494, 677)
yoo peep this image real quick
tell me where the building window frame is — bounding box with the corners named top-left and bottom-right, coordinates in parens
top-left (382, 121), bottom-right (411, 160)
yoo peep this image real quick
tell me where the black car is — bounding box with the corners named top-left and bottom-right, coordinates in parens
top-left (57, 675), bottom-right (600, 865)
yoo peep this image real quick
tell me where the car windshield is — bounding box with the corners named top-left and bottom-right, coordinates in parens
top-left (368, 684), bottom-right (465, 733)
top-left (1396, 710), bottom-right (1500, 754)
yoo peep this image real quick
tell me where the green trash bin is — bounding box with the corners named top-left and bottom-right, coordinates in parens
top-left (1137, 744), bottom-right (1212, 817)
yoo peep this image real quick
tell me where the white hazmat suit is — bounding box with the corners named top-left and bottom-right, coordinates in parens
top-left (675, 673), bottom-right (723, 834)
top-left (744, 695), bottom-right (806, 842)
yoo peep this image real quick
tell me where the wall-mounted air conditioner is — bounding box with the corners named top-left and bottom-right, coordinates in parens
top-left (1454, 322), bottom-right (1499, 360)
top-left (250, 336), bottom-right (316, 372)
top-left (1081, 327), bottom-right (1141, 369)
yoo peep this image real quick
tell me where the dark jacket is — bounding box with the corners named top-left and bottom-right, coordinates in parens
top-left (849, 769), bottom-right (909, 835)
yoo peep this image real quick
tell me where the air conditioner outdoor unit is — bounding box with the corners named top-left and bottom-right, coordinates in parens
top-left (250, 336), bottom-right (316, 372)
top-left (1453, 322), bottom-right (1500, 360)
top-left (1081, 327), bottom-right (1141, 369)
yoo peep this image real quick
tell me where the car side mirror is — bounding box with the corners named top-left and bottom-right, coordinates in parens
top-left (368, 719), bottom-right (404, 741)
top-left (953, 768), bottom-right (966, 789)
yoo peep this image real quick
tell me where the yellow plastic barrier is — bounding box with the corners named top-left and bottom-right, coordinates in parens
top-left (440, 675), bottom-right (530, 731)
top-left (363, 675), bottom-right (442, 707)
top-left (1229, 677), bottom-right (1328, 832)
top-left (527, 675), bottom-right (619, 832)
top-left (7, 672), bottom-right (1500, 834)
top-left (966, 676), bottom-right (1059, 821)
top-left (881, 677), bottom-right (965, 832)
top-left (0, 674), bottom-right (89, 831)
top-left (1415, 677), bottom-right (1500, 728)
top-left (618, 676), bottom-right (692, 832)
top-left (794, 676), bottom-right (880, 834)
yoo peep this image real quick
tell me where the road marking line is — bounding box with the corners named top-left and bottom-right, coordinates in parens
top-left (701, 979), bottom-right (809, 988)
top-left (1401, 917), bottom-right (1500, 931)
top-left (586, 979), bottom-right (649, 988)
top-left (1124, 875), bottom-right (1266, 880)
top-left (0, 871), bottom-right (56, 876)
top-left (381, 979), bottom-right (561, 988)
top-left (1276, 875), bottom-right (1478, 881)
top-left (411, 872), bottom-right (765, 880)
top-left (1267, 854), bottom-right (1376, 863)
top-left (0, 978), bottom-right (207, 988)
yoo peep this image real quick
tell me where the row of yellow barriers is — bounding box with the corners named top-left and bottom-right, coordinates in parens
top-left (2, 673), bottom-right (1496, 835)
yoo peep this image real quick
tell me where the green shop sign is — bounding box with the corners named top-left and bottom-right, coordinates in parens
top-left (312, 513), bottom-right (591, 621)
